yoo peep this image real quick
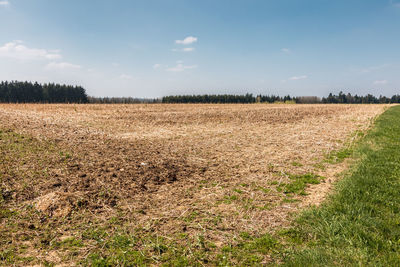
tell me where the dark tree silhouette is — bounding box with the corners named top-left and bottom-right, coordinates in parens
top-left (163, 92), bottom-right (400, 104)
top-left (1, 81), bottom-right (399, 104)
top-left (0, 81), bottom-right (88, 103)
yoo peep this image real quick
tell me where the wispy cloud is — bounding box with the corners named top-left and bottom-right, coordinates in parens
top-left (153, 63), bottom-right (161, 69)
top-left (119, 74), bottom-right (133, 80)
top-left (166, 63), bottom-right (197, 72)
top-left (183, 47), bottom-right (195, 52)
top-left (45, 62), bottom-right (81, 70)
top-left (289, 75), bottom-right (307, 80)
top-left (0, 1), bottom-right (9, 6)
top-left (359, 64), bottom-right (389, 73)
top-left (175, 36), bottom-right (198, 45)
top-left (0, 41), bottom-right (62, 61)
top-left (281, 48), bottom-right (291, 53)
top-left (171, 47), bottom-right (196, 52)
top-left (374, 80), bottom-right (388, 85)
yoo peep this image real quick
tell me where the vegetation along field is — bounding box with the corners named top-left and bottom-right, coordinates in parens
top-left (1, 103), bottom-right (396, 266)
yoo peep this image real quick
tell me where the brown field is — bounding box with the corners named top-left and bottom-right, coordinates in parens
top-left (0, 104), bottom-right (388, 265)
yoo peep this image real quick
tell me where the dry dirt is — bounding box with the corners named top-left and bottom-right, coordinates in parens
top-left (0, 103), bottom-right (388, 264)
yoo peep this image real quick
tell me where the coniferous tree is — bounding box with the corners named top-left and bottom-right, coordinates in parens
top-left (0, 81), bottom-right (88, 103)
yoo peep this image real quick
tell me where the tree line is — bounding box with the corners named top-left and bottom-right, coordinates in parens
top-left (161, 94), bottom-right (303, 103)
top-left (162, 94), bottom-right (257, 103)
top-left (322, 92), bottom-right (400, 104)
top-left (0, 81), bottom-right (88, 103)
top-left (88, 96), bottom-right (159, 104)
top-left (162, 92), bottom-right (400, 104)
top-left (1, 81), bottom-right (400, 104)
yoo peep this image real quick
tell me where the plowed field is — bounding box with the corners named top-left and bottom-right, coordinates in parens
top-left (0, 104), bottom-right (387, 265)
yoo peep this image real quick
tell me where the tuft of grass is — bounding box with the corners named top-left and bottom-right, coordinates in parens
top-left (291, 161), bottom-right (303, 167)
top-left (222, 194), bottom-right (239, 204)
top-left (0, 208), bottom-right (16, 219)
top-left (233, 188), bottom-right (243, 194)
top-left (277, 173), bottom-right (324, 195)
top-left (182, 211), bottom-right (200, 223)
top-left (325, 147), bottom-right (353, 164)
top-left (52, 237), bottom-right (84, 249)
top-left (280, 105), bottom-right (400, 266)
top-left (216, 233), bottom-right (280, 265)
top-left (256, 185), bottom-right (271, 194)
top-left (281, 198), bottom-right (300, 204)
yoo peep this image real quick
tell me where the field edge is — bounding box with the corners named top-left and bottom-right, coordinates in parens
top-left (277, 105), bottom-right (400, 266)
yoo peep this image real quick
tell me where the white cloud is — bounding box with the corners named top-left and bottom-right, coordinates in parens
top-left (172, 47), bottom-right (195, 52)
top-left (119, 74), bottom-right (133, 80)
top-left (183, 47), bottom-right (195, 52)
top-left (0, 1), bottom-right (9, 6)
top-left (289, 75), bottom-right (307, 80)
top-left (175, 36), bottom-right (198, 45)
top-left (153, 63), bottom-right (161, 69)
top-left (281, 48), bottom-right (291, 53)
top-left (0, 41), bottom-right (62, 61)
top-left (166, 63), bottom-right (197, 72)
top-left (45, 62), bottom-right (81, 70)
top-left (373, 80), bottom-right (388, 85)
top-left (359, 64), bottom-right (389, 73)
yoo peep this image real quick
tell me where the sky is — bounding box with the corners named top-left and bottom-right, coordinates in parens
top-left (0, 0), bottom-right (399, 98)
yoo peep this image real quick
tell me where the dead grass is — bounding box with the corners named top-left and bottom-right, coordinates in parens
top-left (0, 103), bottom-right (388, 265)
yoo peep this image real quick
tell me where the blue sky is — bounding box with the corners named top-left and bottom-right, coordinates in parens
top-left (0, 0), bottom-right (399, 97)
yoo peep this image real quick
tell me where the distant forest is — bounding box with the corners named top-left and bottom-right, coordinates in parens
top-left (87, 96), bottom-right (159, 104)
top-left (162, 92), bottom-right (400, 104)
top-left (0, 81), bottom-right (88, 103)
top-left (1, 81), bottom-right (400, 104)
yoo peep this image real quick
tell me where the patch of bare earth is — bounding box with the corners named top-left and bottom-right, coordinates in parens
top-left (0, 103), bottom-right (388, 264)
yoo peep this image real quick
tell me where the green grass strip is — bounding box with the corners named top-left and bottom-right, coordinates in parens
top-left (281, 105), bottom-right (400, 266)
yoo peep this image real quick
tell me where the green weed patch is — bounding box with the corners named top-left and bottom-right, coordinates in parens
top-left (278, 173), bottom-right (324, 196)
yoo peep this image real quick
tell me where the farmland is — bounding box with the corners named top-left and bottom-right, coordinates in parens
top-left (0, 104), bottom-right (389, 265)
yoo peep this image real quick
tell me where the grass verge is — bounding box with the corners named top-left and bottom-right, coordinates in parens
top-left (280, 105), bottom-right (400, 266)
